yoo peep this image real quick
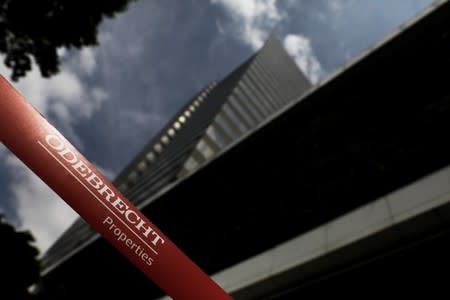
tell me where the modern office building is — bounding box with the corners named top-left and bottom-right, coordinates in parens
top-left (40, 35), bottom-right (312, 298)
top-left (40, 1), bottom-right (450, 299)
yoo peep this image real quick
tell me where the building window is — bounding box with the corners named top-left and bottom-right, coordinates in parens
top-left (161, 135), bottom-right (170, 145)
top-left (127, 171), bottom-right (137, 183)
top-left (206, 125), bottom-right (226, 148)
top-left (234, 85), bottom-right (264, 121)
top-left (215, 113), bottom-right (237, 141)
top-left (137, 161), bottom-right (147, 172)
top-left (183, 157), bottom-right (198, 172)
top-left (146, 152), bottom-right (155, 162)
top-left (228, 95), bottom-right (257, 127)
top-left (196, 139), bottom-right (214, 160)
top-left (153, 143), bottom-right (163, 153)
top-left (222, 103), bottom-right (247, 133)
top-left (118, 183), bottom-right (128, 192)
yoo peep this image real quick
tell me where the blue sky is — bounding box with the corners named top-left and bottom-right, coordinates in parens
top-left (0, 0), bottom-right (434, 252)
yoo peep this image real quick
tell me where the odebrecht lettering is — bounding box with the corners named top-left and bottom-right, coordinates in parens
top-left (44, 134), bottom-right (165, 248)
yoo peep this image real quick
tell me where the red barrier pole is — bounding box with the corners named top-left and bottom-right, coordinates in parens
top-left (0, 76), bottom-right (232, 300)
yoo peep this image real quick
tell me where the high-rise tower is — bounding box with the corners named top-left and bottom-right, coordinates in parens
top-left (41, 35), bottom-right (311, 278)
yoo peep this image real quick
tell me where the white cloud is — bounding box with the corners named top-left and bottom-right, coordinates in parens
top-left (0, 51), bottom-right (108, 147)
top-left (2, 151), bottom-right (113, 254)
top-left (216, 20), bottom-right (225, 34)
top-left (57, 47), bottom-right (67, 58)
top-left (330, 0), bottom-right (344, 14)
top-left (99, 31), bottom-right (114, 44)
top-left (283, 34), bottom-right (323, 84)
top-left (127, 43), bottom-right (143, 58)
top-left (0, 50), bottom-right (107, 253)
top-left (78, 48), bottom-right (97, 75)
top-left (3, 64), bottom-right (105, 126)
top-left (3, 154), bottom-right (79, 253)
top-left (95, 164), bottom-right (116, 182)
top-left (211, 0), bottom-right (324, 83)
top-left (0, 143), bottom-right (7, 160)
top-left (211, 0), bottom-right (282, 50)
top-left (45, 71), bottom-right (84, 104)
top-left (91, 87), bottom-right (109, 103)
top-left (119, 109), bottom-right (164, 128)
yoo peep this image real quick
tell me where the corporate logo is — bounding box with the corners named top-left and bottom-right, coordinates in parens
top-left (37, 133), bottom-right (165, 266)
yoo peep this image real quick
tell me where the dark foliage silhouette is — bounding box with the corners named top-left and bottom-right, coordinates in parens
top-left (0, 214), bottom-right (40, 299)
top-left (0, 0), bottom-right (136, 81)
